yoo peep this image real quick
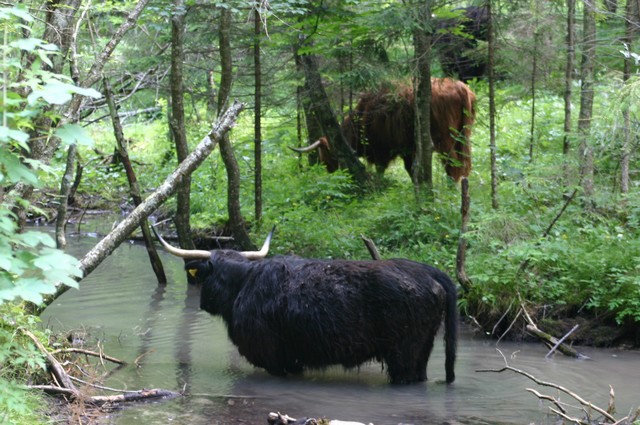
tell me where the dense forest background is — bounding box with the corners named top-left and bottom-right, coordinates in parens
top-left (1, 0), bottom-right (640, 422)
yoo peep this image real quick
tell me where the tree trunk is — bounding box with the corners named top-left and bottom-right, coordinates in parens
top-left (217, 6), bottom-right (255, 250)
top-left (578, 0), bottom-right (596, 198)
top-left (254, 7), bottom-right (263, 224)
top-left (104, 79), bottom-right (167, 284)
top-left (36, 102), bottom-right (245, 313)
top-left (299, 52), bottom-right (369, 187)
top-left (488, 0), bottom-right (498, 209)
top-left (294, 50), bottom-right (324, 166)
top-left (411, 0), bottom-right (434, 199)
top-left (620, 0), bottom-right (637, 194)
top-left (55, 144), bottom-right (77, 248)
top-left (563, 0), bottom-right (575, 157)
top-left (529, 28), bottom-right (539, 163)
top-left (170, 0), bottom-right (195, 249)
top-left (603, 0), bottom-right (617, 13)
top-left (456, 178), bottom-right (472, 292)
top-left (14, 0), bottom-right (81, 228)
top-left (12, 0), bottom-right (151, 228)
top-left (217, 7), bottom-right (233, 115)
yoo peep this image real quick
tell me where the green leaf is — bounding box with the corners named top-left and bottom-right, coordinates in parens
top-left (11, 278), bottom-right (48, 304)
top-left (0, 150), bottom-right (39, 186)
top-left (0, 254), bottom-right (12, 272)
top-left (27, 82), bottom-right (101, 106)
top-left (10, 38), bottom-right (59, 53)
top-left (72, 86), bottom-right (102, 99)
top-left (54, 124), bottom-right (94, 147)
top-left (15, 231), bottom-right (55, 248)
top-left (0, 126), bottom-right (29, 148)
top-left (1, 5), bottom-right (33, 22)
top-left (27, 82), bottom-right (73, 105)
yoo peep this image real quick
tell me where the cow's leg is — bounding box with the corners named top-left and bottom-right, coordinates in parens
top-left (402, 155), bottom-right (413, 176)
top-left (242, 344), bottom-right (291, 377)
top-left (415, 337), bottom-right (435, 382)
top-left (384, 341), bottom-right (425, 384)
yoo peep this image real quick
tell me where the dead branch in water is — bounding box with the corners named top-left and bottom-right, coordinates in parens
top-left (477, 349), bottom-right (627, 424)
top-left (29, 385), bottom-right (179, 405)
top-left (518, 293), bottom-right (587, 359)
top-left (51, 347), bottom-right (126, 365)
top-left (24, 329), bottom-right (180, 410)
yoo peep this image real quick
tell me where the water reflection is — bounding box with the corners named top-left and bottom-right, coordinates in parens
top-left (41, 229), bottom-right (640, 425)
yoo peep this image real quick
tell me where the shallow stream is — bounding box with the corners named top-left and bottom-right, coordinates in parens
top-left (41, 222), bottom-right (640, 424)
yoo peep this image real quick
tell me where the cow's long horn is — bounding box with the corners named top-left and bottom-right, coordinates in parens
top-left (152, 226), bottom-right (211, 260)
top-left (288, 138), bottom-right (325, 153)
top-left (240, 226), bottom-right (275, 260)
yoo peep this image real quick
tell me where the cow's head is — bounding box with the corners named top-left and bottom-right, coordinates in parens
top-left (288, 137), bottom-right (339, 172)
top-left (152, 226), bottom-right (274, 282)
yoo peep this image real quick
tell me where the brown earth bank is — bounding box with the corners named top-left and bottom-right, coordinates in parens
top-left (469, 309), bottom-right (640, 350)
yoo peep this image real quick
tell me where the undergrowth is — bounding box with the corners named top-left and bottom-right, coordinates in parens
top-left (0, 304), bottom-right (51, 425)
top-left (48, 81), bottom-right (640, 344)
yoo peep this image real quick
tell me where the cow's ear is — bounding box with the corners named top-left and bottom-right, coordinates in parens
top-left (185, 260), bottom-right (211, 284)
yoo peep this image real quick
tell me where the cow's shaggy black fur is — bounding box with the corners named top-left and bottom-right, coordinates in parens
top-left (187, 252), bottom-right (458, 384)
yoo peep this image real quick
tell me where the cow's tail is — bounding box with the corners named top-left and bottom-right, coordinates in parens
top-left (437, 270), bottom-right (458, 383)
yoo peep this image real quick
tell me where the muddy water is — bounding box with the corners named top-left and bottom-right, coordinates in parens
top-left (41, 226), bottom-right (640, 424)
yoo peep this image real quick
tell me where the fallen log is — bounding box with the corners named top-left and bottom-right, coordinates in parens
top-left (525, 324), bottom-right (587, 359)
top-left (29, 385), bottom-right (180, 406)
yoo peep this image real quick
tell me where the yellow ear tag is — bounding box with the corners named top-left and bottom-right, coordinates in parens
top-left (188, 269), bottom-right (198, 278)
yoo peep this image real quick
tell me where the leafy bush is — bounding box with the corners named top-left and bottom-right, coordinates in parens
top-left (1, 5), bottom-right (99, 422)
top-left (1, 4), bottom-right (88, 306)
top-left (0, 304), bottom-right (50, 424)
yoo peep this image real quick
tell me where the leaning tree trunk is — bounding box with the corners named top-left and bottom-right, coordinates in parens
top-left (577, 0), bottom-right (596, 198)
top-left (217, 5), bottom-right (255, 250)
top-left (411, 0), bottom-right (434, 199)
top-left (170, 0), bottom-right (195, 249)
top-left (104, 78), bottom-right (167, 284)
top-left (35, 102), bottom-right (245, 314)
top-left (294, 50), bottom-right (324, 166)
top-left (299, 51), bottom-right (369, 187)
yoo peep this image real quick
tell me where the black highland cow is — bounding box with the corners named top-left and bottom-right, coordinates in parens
top-left (155, 228), bottom-right (458, 384)
top-left (434, 6), bottom-right (490, 82)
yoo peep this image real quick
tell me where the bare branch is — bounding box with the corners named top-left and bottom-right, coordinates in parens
top-left (82, 0), bottom-right (152, 88)
top-left (21, 329), bottom-right (77, 393)
top-left (360, 234), bottom-right (381, 260)
top-left (477, 349), bottom-right (616, 423)
top-left (51, 348), bottom-right (126, 365)
top-left (526, 388), bottom-right (566, 413)
top-left (545, 324), bottom-right (579, 359)
top-left (37, 101), bottom-right (245, 312)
